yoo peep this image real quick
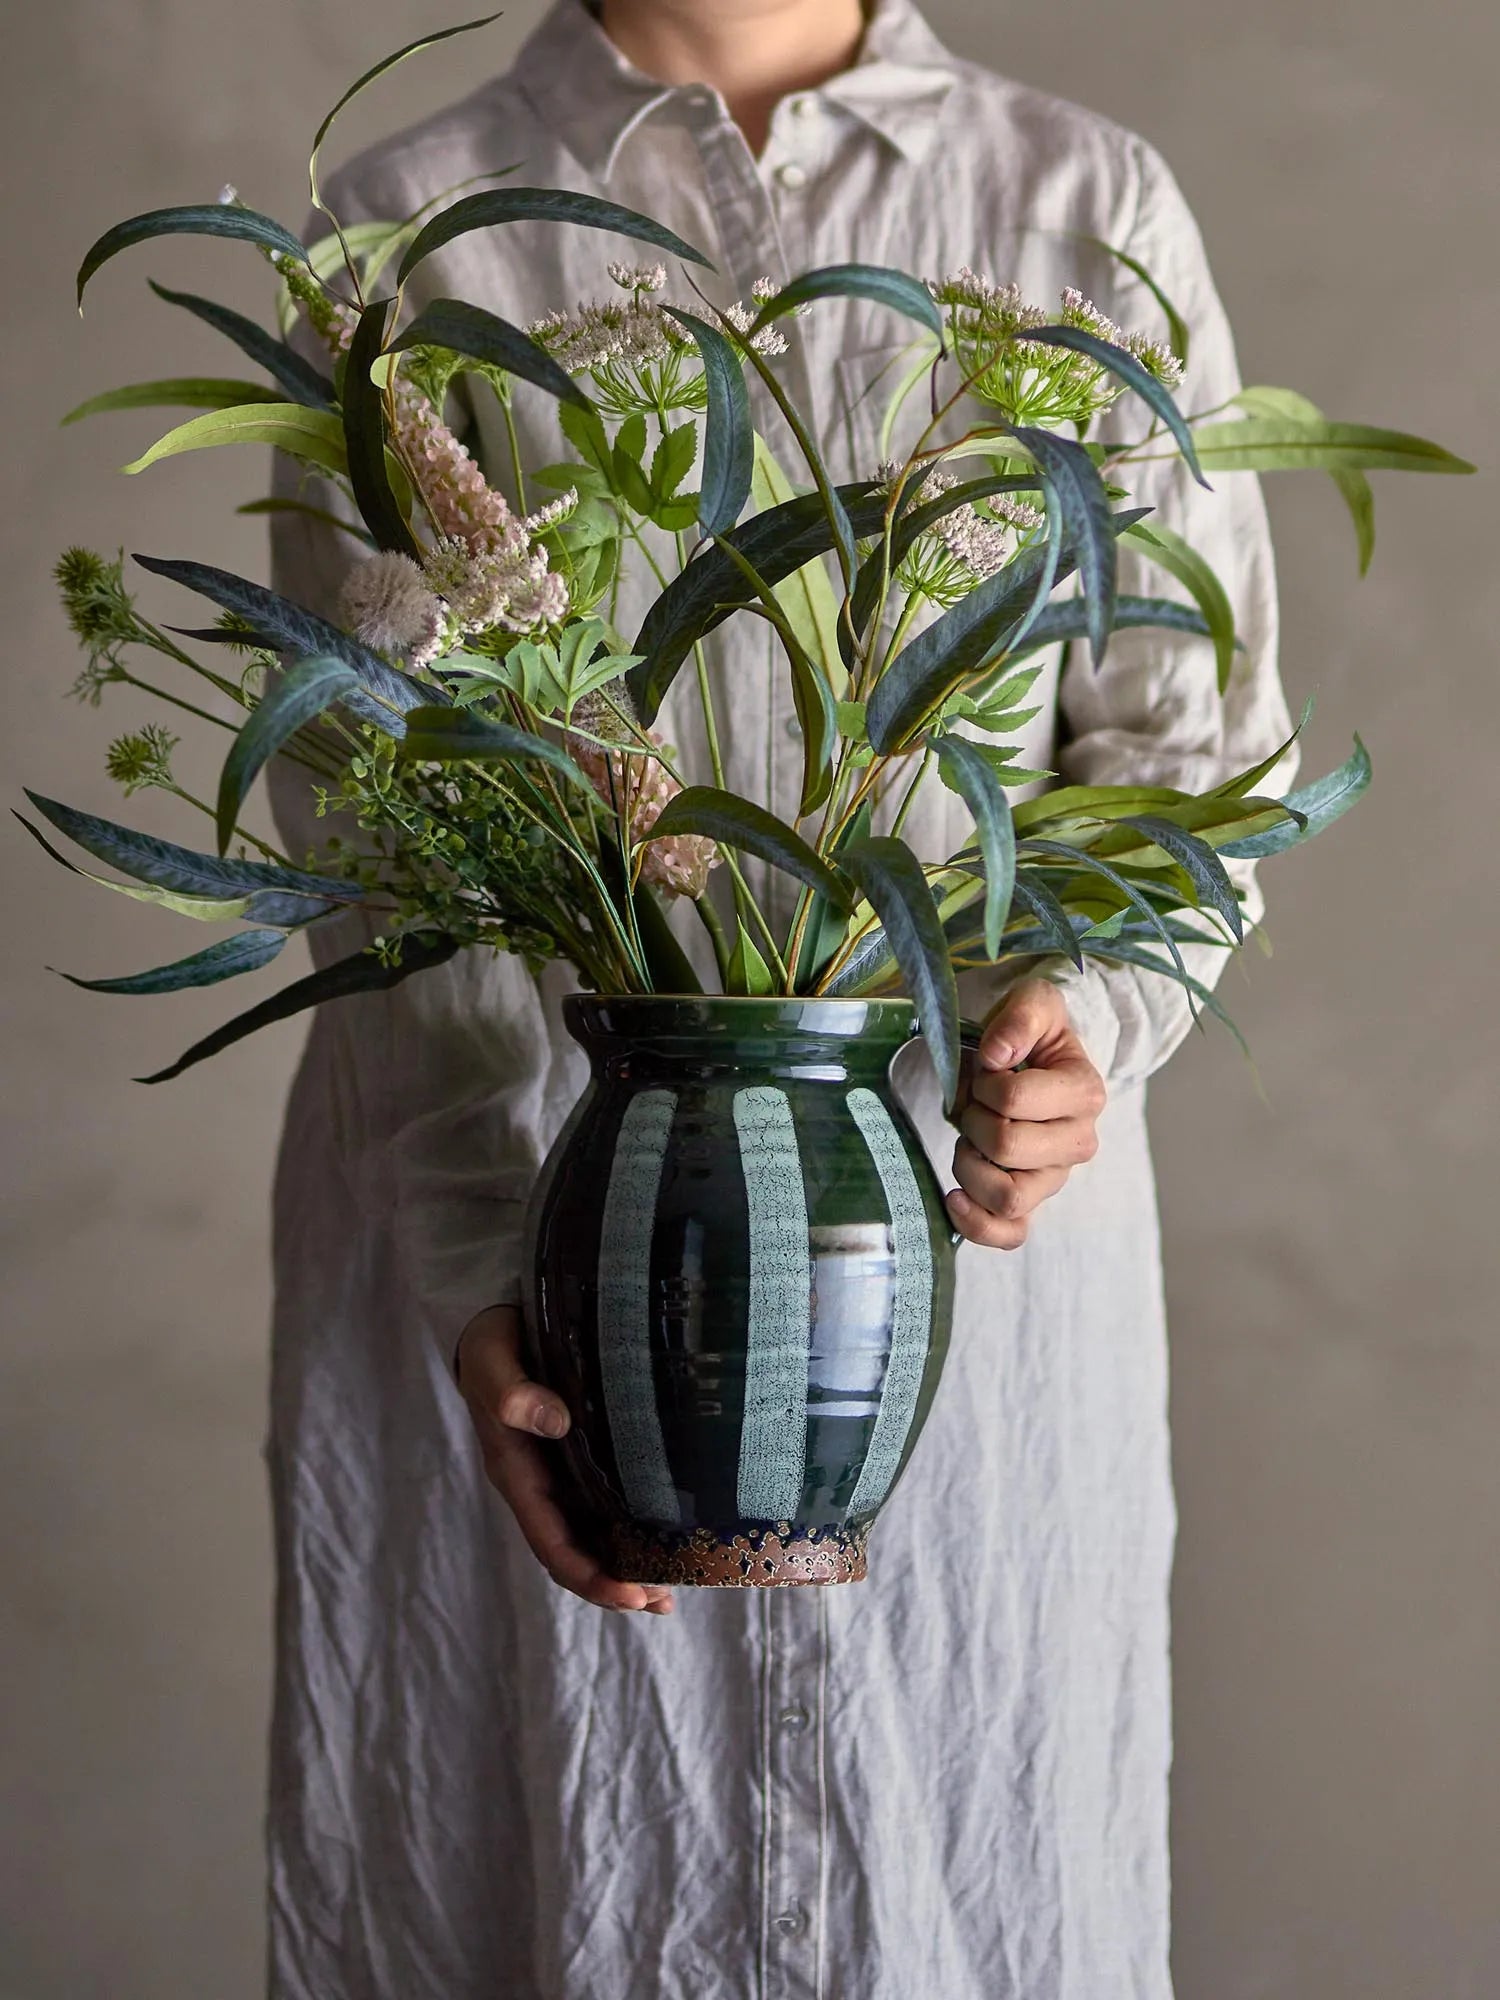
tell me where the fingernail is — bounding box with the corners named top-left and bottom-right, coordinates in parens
top-left (983, 1042), bottom-right (1014, 1070)
top-left (947, 1189), bottom-right (971, 1214)
top-left (535, 1403), bottom-right (567, 1439)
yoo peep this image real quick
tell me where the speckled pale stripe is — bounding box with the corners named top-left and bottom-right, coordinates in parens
top-left (597, 1089), bottom-right (680, 1523)
top-left (733, 1087), bottom-right (812, 1521)
top-left (844, 1087), bottom-right (935, 1519)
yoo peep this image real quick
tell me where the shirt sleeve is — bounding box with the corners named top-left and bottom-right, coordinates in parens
top-left (265, 201), bottom-right (565, 1366)
top-left (1006, 138), bottom-right (1299, 1085)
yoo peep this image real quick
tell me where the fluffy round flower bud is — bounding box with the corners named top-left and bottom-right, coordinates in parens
top-left (339, 553), bottom-right (446, 665)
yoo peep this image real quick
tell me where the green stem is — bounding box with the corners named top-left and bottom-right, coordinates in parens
top-left (693, 891), bottom-right (732, 986)
top-left (165, 784), bottom-right (290, 865)
top-left (889, 748), bottom-right (932, 840)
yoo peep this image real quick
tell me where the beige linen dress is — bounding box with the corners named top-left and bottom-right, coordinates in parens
top-left (264, 3), bottom-right (1293, 1994)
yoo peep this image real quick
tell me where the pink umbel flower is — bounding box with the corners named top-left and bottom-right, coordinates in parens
top-left (568, 726), bottom-right (719, 901)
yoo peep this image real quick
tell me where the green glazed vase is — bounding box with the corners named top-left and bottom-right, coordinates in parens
top-left (521, 995), bottom-right (960, 1587)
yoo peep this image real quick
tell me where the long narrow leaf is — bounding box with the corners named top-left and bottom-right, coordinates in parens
top-left (22, 789), bottom-right (367, 906)
top-left (78, 205), bottom-right (309, 307)
top-left (1021, 836), bottom-right (1198, 1017)
top-left (1003, 593), bottom-right (1218, 667)
top-left (1218, 736), bottom-right (1371, 858)
top-left (1009, 874), bottom-right (1084, 967)
top-left (662, 308), bottom-right (753, 536)
top-left (58, 929), bottom-right (288, 995)
top-left (1120, 815), bottom-right (1244, 941)
top-left (132, 555), bottom-right (435, 730)
top-left (1078, 937), bottom-right (1248, 1056)
top-left (628, 481), bottom-right (886, 722)
top-left (840, 836), bottom-right (962, 1110)
top-left (63, 379), bottom-right (285, 426)
top-left (398, 707), bottom-right (596, 793)
top-left (751, 263), bottom-right (943, 339)
top-left (1122, 520), bottom-right (1238, 692)
top-left (391, 297), bottom-right (590, 407)
top-left (147, 281), bottom-right (337, 408)
top-left (1028, 324), bottom-right (1206, 485)
top-left (309, 16), bottom-right (502, 211)
top-left (1235, 387), bottom-right (1376, 572)
top-left (646, 788), bottom-right (851, 906)
top-left (121, 402), bottom-right (349, 478)
top-left (1009, 426), bottom-right (1115, 664)
top-left (1191, 418), bottom-right (1475, 476)
top-left (216, 655), bottom-right (360, 852)
top-left (343, 299), bottom-right (419, 558)
top-left (398, 189), bottom-right (713, 288)
top-left (138, 935), bottom-right (461, 1084)
top-left (934, 737), bottom-right (1016, 959)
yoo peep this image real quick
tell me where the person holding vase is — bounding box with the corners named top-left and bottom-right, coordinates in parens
top-left (265, 1), bottom-right (1291, 1994)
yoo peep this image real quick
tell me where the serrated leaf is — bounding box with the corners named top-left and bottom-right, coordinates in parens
top-left (649, 420), bottom-right (698, 502)
top-left (216, 654), bottom-right (359, 852)
top-left (146, 280), bottom-right (336, 408)
top-left (398, 188), bottom-right (713, 288)
top-left (751, 263), bottom-right (944, 339)
top-left (647, 788), bottom-right (850, 906)
top-left (934, 737), bottom-right (1016, 959)
top-left (390, 297), bottom-right (590, 408)
top-left (662, 307), bottom-right (753, 536)
top-left (77, 204), bottom-right (309, 308)
top-left (132, 555), bottom-right (433, 732)
top-left (58, 928), bottom-right (289, 995)
top-left (121, 401), bottom-right (349, 478)
top-left (63, 378), bottom-right (286, 426)
top-left (137, 934), bottom-right (461, 1083)
top-left (840, 835), bottom-right (961, 1110)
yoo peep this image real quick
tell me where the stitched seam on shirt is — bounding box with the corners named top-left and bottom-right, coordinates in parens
top-left (758, 1589), bottom-right (774, 2000)
top-left (814, 1590), bottom-right (831, 2000)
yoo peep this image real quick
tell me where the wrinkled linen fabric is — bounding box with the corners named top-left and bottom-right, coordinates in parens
top-left (262, 3), bottom-right (1294, 1995)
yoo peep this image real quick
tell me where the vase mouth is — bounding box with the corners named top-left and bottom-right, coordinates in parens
top-left (562, 991), bottom-right (918, 1062)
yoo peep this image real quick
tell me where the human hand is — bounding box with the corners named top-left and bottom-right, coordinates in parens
top-left (455, 1305), bottom-right (676, 1615)
top-left (947, 977), bottom-right (1108, 1250)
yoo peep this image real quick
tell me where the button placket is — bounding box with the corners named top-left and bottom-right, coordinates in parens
top-left (760, 1589), bottom-right (830, 1999)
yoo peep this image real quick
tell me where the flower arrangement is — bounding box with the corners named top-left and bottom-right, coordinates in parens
top-left (28, 19), bottom-right (1473, 1107)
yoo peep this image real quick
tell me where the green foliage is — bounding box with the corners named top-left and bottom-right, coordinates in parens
top-left (121, 402), bottom-right (349, 478)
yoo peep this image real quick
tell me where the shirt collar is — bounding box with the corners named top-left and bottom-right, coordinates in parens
top-left (510, 0), bottom-right (960, 179)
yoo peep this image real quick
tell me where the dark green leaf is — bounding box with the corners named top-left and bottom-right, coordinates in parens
top-left (1218, 736), bottom-right (1371, 858)
top-left (646, 788), bottom-right (851, 906)
top-left (343, 299), bottom-right (419, 558)
top-left (58, 929), bottom-right (288, 995)
top-left (795, 800), bottom-right (870, 988)
top-left (751, 263), bottom-right (944, 339)
top-left (1028, 323), bottom-right (1207, 486)
top-left (934, 737), bottom-right (1016, 959)
top-left (649, 421), bottom-right (698, 503)
top-left (1120, 815), bottom-right (1244, 942)
top-left (725, 923), bottom-right (775, 996)
top-left (398, 188), bottom-right (713, 288)
top-left (1009, 874), bottom-right (1084, 967)
top-left (77, 204), bottom-right (309, 308)
top-left (22, 790), bottom-right (366, 908)
top-left (1084, 236), bottom-right (1190, 365)
top-left (662, 307), bottom-right (753, 536)
top-left (1003, 593), bottom-right (1219, 667)
top-left (1021, 836), bottom-right (1198, 1016)
top-left (1008, 426), bottom-right (1115, 664)
top-left (840, 836), bottom-right (962, 1110)
top-left (628, 481), bottom-right (886, 723)
top-left (1076, 937), bottom-right (1247, 1056)
top-left (137, 934), bottom-right (461, 1083)
top-left (132, 554), bottom-right (434, 731)
top-left (390, 297), bottom-right (591, 408)
top-left (147, 281), bottom-right (336, 408)
top-left (216, 654), bottom-right (360, 853)
top-left (397, 707), bottom-right (596, 793)
top-left (631, 882), bottom-right (703, 995)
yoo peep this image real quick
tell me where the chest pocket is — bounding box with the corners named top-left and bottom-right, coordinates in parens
top-left (832, 337), bottom-right (933, 481)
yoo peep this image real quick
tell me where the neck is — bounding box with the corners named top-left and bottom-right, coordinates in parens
top-left (597, 0), bottom-right (868, 153)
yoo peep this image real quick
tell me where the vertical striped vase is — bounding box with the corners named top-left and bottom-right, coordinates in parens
top-left (522, 995), bottom-right (958, 1587)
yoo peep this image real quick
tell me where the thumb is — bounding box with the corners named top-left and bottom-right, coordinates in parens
top-left (977, 977), bottom-right (1068, 1070)
top-left (458, 1305), bottom-right (571, 1441)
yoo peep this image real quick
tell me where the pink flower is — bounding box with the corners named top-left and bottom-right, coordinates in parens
top-left (568, 734), bottom-right (719, 900)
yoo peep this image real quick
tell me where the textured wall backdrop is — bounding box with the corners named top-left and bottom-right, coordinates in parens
top-left (2, 3), bottom-right (1495, 1996)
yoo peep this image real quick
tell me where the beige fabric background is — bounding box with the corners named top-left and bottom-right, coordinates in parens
top-left (2, 3), bottom-right (1494, 1995)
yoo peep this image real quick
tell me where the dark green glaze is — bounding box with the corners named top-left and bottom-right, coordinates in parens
top-left (522, 995), bottom-right (959, 1586)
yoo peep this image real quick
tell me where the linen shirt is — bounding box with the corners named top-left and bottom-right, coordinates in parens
top-left (264, 3), bottom-right (1293, 1995)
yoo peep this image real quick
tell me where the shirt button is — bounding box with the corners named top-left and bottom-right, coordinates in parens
top-left (790, 94), bottom-right (818, 119)
top-left (774, 1900), bottom-right (808, 1937)
top-left (779, 1701), bottom-right (810, 1733)
top-left (776, 162), bottom-right (809, 191)
top-left (784, 714), bottom-right (801, 740)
